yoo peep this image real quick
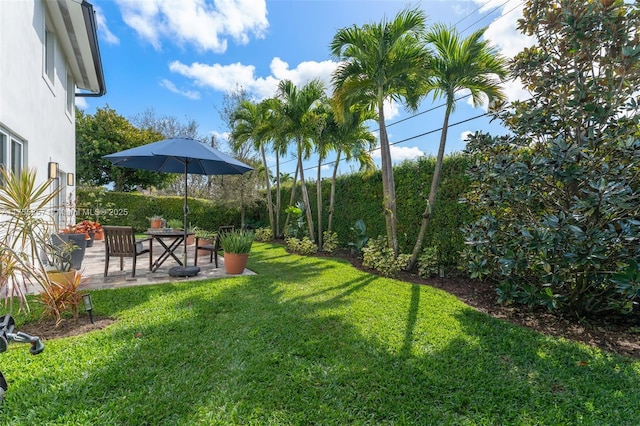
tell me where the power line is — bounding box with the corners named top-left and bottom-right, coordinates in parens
top-left (304, 112), bottom-right (490, 173)
top-left (459, 0), bottom-right (514, 34)
top-left (266, 1), bottom-right (524, 172)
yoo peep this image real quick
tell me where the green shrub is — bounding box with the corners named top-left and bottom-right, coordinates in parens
top-left (254, 227), bottom-right (273, 242)
top-left (322, 231), bottom-right (338, 254)
top-left (362, 236), bottom-right (410, 278)
top-left (285, 236), bottom-right (317, 255)
top-left (417, 246), bottom-right (439, 279)
top-left (461, 0), bottom-right (640, 316)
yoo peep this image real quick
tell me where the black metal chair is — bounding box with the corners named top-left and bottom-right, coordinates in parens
top-left (103, 226), bottom-right (152, 277)
top-left (194, 226), bottom-right (234, 268)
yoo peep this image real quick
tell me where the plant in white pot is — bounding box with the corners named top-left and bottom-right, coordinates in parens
top-left (220, 229), bottom-right (254, 274)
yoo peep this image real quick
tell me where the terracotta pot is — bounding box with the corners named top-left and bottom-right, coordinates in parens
top-left (151, 219), bottom-right (163, 229)
top-left (224, 253), bottom-right (249, 274)
top-left (186, 235), bottom-right (195, 245)
top-left (93, 229), bottom-right (104, 241)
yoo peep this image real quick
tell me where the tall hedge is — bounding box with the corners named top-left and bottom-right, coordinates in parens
top-left (76, 154), bottom-right (473, 267)
top-left (76, 189), bottom-right (242, 233)
top-left (258, 154), bottom-right (473, 267)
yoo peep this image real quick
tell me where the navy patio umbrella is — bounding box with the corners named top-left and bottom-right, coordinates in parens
top-left (103, 137), bottom-right (253, 276)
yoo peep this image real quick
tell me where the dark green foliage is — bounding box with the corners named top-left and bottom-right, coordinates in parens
top-left (417, 246), bottom-right (439, 279)
top-left (462, 0), bottom-right (640, 316)
top-left (255, 155), bottom-right (472, 268)
top-left (75, 107), bottom-right (173, 191)
top-left (346, 219), bottom-right (369, 255)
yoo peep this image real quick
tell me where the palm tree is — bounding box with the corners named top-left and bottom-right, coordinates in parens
top-left (330, 7), bottom-right (430, 256)
top-left (327, 104), bottom-right (377, 234)
top-left (230, 99), bottom-right (276, 235)
top-left (311, 99), bottom-right (335, 248)
top-left (407, 24), bottom-right (508, 270)
top-left (277, 79), bottom-right (325, 242)
top-left (257, 97), bottom-right (288, 238)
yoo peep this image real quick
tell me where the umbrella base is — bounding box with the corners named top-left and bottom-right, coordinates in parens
top-left (168, 265), bottom-right (201, 277)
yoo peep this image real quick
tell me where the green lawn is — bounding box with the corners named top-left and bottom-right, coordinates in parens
top-left (2, 243), bottom-right (639, 424)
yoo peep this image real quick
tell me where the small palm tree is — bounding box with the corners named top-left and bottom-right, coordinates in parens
top-left (231, 99), bottom-right (276, 235)
top-left (407, 24), bottom-right (508, 270)
top-left (277, 79), bottom-right (326, 242)
top-left (327, 104), bottom-right (377, 234)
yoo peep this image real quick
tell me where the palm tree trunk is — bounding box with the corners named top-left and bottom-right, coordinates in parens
top-left (316, 156), bottom-right (323, 249)
top-left (378, 99), bottom-right (399, 256)
top-left (275, 155), bottom-right (281, 238)
top-left (407, 102), bottom-right (452, 271)
top-left (283, 163), bottom-right (299, 235)
top-left (261, 144), bottom-right (276, 235)
top-left (327, 150), bottom-right (342, 233)
top-left (297, 142), bottom-right (315, 242)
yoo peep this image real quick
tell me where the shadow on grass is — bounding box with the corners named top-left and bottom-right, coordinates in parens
top-left (4, 244), bottom-right (640, 424)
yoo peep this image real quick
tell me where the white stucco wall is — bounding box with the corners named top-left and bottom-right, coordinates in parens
top-left (0, 0), bottom-right (76, 210)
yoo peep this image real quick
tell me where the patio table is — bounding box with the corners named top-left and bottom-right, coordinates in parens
top-left (146, 229), bottom-right (194, 272)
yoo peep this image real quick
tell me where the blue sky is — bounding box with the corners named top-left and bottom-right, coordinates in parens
top-left (83, 0), bottom-right (532, 178)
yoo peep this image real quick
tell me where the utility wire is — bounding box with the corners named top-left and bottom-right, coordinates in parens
top-left (304, 112), bottom-right (489, 173)
top-left (267, 1), bottom-right (524, 172)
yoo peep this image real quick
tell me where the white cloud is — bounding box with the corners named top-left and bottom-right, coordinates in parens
top-left (114, 0), bottom-right (268, 53)
top-left (94, 5), bottom-right (119, 45)
top-left (371, 145), bottom-right (424, 163)
top-left (75, 97), bottom-right (88, 109)
top-left (159, 79), bottom-right (201, 100)
top-left (170, 57), bottom-right (339, 100)
top-left (471, 0), bottom-right (535, 103)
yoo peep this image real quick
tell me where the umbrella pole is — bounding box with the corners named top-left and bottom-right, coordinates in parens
top-left (183, 161), bottom-right (189, 267)
top-left (169, 159), bottom-right (200, 278)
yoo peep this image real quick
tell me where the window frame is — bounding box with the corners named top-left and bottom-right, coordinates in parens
top-left (43, 25), bottom-right (55, 90)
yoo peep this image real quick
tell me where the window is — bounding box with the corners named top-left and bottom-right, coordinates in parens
top-left (66, 74), bottom-right (75, 115)
top-left (11, 138), bottom-right (23, 175)
top-left (44, 26), bottom-right (55, 84)
top-left (0, 127), bottom-right (26, 175)
top-left (0, 133), bottom-right (6, 168)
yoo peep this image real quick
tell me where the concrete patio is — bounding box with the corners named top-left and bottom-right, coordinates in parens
top-left (71, 238), bottom-right (254, 292)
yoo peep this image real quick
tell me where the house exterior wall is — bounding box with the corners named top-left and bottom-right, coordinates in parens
top-left (0, 0), bottom-right (77, 219)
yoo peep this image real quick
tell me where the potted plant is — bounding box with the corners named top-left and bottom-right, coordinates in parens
top-left (72, 220), bottom-right (102, 247)
top-left (220, 229), bottom-right (254, 274)
top-left (166, 218), bottom-right (183, 231)
top-left (149, 215), bottom-right (165, 229)
top-left (50, 232), bottom-right (86, 271)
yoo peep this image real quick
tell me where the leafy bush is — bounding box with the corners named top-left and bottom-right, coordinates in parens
top-left (254, 227), bottom-right (273, 242)
top-left (322, 231), bottom-right (338, 254)
top-left (461, 0), bottom-right (640, 316)
top-left (39, 271), bottom-right (85, 327)
top-left (362, 236), bottom-right (410, 278)
top-left (285, 237), bottom-right (318, 255)
top-left (284, 203), bottom-right (307, 239)
top-left (417, 246), bottom-right (439, 279)
top-left (347, 219), bottom-right (369, 255)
